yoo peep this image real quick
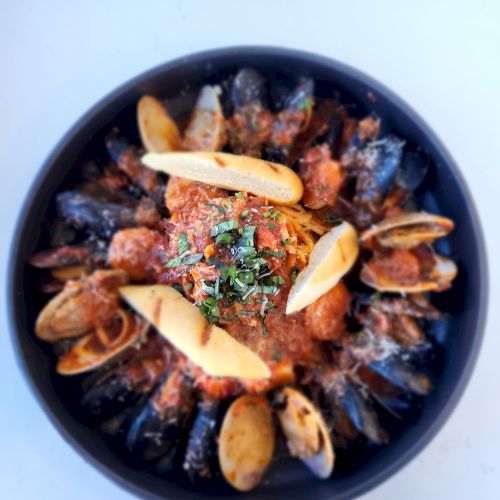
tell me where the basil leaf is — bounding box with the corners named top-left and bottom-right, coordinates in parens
top-left (215, 233), bottom-right (234, 246)
top-left (207, 203), bottom-right (225, 215)
top-left (182, 253), bottom-right (204, 265)
top-left (178, 233), bottom-right (189, 255)
top-left (263, 249), bottom-right (284, 258)
top-left (210, 219), bottom-right (239, 236)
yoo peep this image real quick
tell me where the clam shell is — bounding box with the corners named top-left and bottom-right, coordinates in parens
top-left (360, 254), bottom-right (458, 293)
top-left (35, 269), bottom-right (128, 341)
top-left (218, 395), bottom-right (275, 491)
top-left (276, 388), bottom-right (334, 479)
top-left (182, 85), bottom-right (226, 152)
top-left (57, 313), bottom-right (147, 375)
top-left (137, 95), bottom-right (181, 153)
top-left (360, 211), bottom-right (454, 249)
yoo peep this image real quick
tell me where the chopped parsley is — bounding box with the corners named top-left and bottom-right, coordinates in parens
top-left (178, 233), bottom-right (189, 254)
top-left (210, 219), bottom-right (239, 236)
top-left (165, 252), bottom-right (203, 268)
top-left (215, 233), bottom-right (234, 246)
top-left (263, 249), bottom-right (285, 258)
top-left (199, 296), bottom-right (220, 323)
top-left (177, 213), bottom-right (292, 334)
top-left (263, 209), bottom-right (281, 220)
top-left (207, 203), bottom-right (225, 215)
top-left (234, 192), bottom-right (244, 199)
top-left (238, 225), bottom-right (256, 247)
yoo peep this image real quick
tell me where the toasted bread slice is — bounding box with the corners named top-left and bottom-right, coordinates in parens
top-left (286, 221), bottom-right (359, 314)
top-left (141, 151), bottom-right (304, 205)
top-left (119, 285), bottom-right (270, 379)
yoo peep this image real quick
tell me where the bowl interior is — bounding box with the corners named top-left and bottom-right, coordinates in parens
top-left (9, 48), bottom-right (487, 499)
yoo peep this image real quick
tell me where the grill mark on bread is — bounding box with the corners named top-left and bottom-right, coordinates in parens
top-left (266, 162), bottom-right (280, 173)
top-left (214, 155), bottom-right (227, 167)
top-left (201, 324), bottom-right (211, 346)
top-left (153, 297), bottom-right (163, 324)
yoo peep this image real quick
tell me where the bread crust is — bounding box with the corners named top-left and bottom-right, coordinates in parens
top-left (142, 151), bottom-right (304, 205)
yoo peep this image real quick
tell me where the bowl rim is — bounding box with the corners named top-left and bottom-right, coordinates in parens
top-left (7, 45), bottom-right (489, 499)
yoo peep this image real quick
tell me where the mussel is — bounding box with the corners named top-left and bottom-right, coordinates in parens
top-left (126, 369), bottom-right (195, 464)
top-left (360, 211), bottom-right (454, 249)
top-left (183, 396), bottom-right (220, 481)
top-left (318, 370), bottom-right (388, 445)
top-left (57, 191), bottom-right (141, 239)
top-left (227, 68), bottom-right (274, 158)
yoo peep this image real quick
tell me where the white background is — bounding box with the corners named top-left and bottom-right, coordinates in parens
top-left (1, 1), bottom-right (499, 498)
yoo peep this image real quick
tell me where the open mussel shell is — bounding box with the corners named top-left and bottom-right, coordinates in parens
top-left (218, 395), bottom-right (275, 492)
top-left (231, 67), bottom-right (267, 108)
top-left (56, 312), bottom-right (147, 375)
top-left (360, 211), bottom-right (454, 249)
top-left (35, 269), bottom-right (128, 341)
top-left (360, 254), bottom-right (458, 293)
top-left (182, 85), bottom-right (226, 152)
top-left (137, 95), bottom-right (181, 153)
top-left (275, 388), bottom-right (334, 479)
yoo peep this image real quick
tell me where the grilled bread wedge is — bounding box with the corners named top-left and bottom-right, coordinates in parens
top-left (286, 221), bottom-right (359, 314)
top-left (141, 151), bottom-right (303, 205)
top-left (119, 284), bottom-right (270, 379)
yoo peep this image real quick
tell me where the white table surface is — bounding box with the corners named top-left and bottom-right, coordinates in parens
top-left (1, 1), bottom-right (498, 498)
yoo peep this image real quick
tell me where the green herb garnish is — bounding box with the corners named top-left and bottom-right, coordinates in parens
top-left (165, 252), bottom-right (203, 268)
top-left (215, 233), bottom-right (234, 246)
top-left (199, 296), bottom-right (220, 323)
top-left (207, 203), bottom-right (225, 215)
top-left (178, 233), bottom-right (189, 254)
top-left (263, 249), bottom-right (285, 258)
top-left (210, 219), bottom-right (239, 237)
top-left (235, 192), bottom-right (244, 199)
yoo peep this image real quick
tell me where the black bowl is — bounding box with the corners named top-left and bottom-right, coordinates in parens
top-left (8, 47), bottom-right (488, 499)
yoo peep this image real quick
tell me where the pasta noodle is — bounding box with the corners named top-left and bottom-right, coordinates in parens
top-left (277, 205), bottom-right (328, 267)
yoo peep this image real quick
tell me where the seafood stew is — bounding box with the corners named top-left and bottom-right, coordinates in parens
top-left (12, 50), bottom-right (484, 499)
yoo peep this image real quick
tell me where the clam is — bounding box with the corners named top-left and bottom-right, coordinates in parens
top-left (360, 251), bottom-right (457, 293)
top-left (137, 95), bottom-right (181, 153)
top-left (275, 388), bottom-right (334, 478)
top-left (360, 211), bottom-right (454, 249)
top-left (57, 311), bottom-right (147, 375)
top-left (35, 269), bottom-right (129, 341)
top-left (182, 85), bottom-right (226, 152)
top-left (218, 395), bottom-right (275, 491)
